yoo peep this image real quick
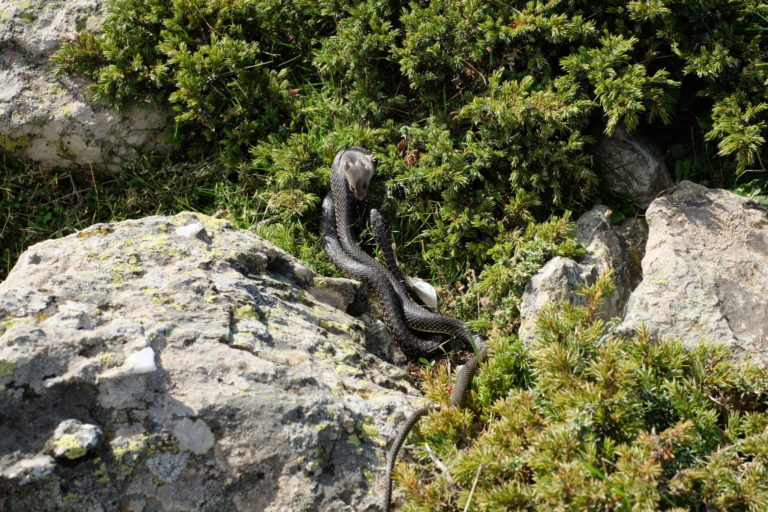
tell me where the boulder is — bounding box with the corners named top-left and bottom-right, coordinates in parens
top-left (0, 213), bottom-right (423, 512)
top-left (619, 181), bottom-right (768, 365)
top-left (596, 125), bottom-right (674, 207)
top-left (0, 0), bottom-right (168, 171)
top-left (519, 206), bottom-right (647, 344)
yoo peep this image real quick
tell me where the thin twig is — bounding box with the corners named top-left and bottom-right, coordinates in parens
top-left (423, 443), bottom-right (456, 488)
top-left (464, 463), bottom-right (483, 512)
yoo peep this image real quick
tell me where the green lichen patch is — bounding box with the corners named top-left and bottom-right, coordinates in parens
top-left (143, 288), bottom-right (175, 306)
top-left (0, 134), bottom-right (31, 152)
top-left (112, 261), bottom-right (144, 278)
top-left (110, 271), bottom-right (123, 285)
top-left (0, 360), bottom-right (17, 379)
top-left (112, 433), bottom-right (150, 458)
top-left (54, 434), bottom-right (88, 459)
top-left (318, 319), bottom-right (353, 335)
top-left (360, 419), bottom-right (380, 442)
top-left (312, 277), bottom-right (331, 290)
top-left (196, 213), bottom-right (230, 232)
top-left (234, 305), bottom-right (261, 321)
top-left (93, 462), bottom-right (110, 483)
top-left (98, 352), bottom-right (121, 368)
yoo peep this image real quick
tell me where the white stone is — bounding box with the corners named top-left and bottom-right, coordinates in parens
top-left (123, 347), bottom-right (157, 374)
top-left (1, 455), bottom-right (56, 484)
top-left (51, 419), bottom-right (103, 458)
top-left (175, 223), bottom-right (206, 239)
top-left (406, 276), bottom-right (438, 311)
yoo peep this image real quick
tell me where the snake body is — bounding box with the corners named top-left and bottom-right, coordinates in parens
top-left (323, 147), bottom-right (487, 511)
top-left (321, 193), bottom-right (442, 358)
top-left (331, 148), bottom-right (478, 352)
top-left (368, 209), bottom-right (412, 296)
top-left (370, 205), bottom-right (489, 510)
top-left (383, 337), bottom-right (488, 511)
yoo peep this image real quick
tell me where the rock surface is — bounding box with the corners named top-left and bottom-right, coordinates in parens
top-left (596, 125), bottom-right (674, 207)
top-left (0, 0), bottom-right (168, 171)
top-left (50, 419), bottom-right (103, 460)
top-left (619, 181), bottom-right (768, 365)
top-left (0, 213), bottom-right (423, 512)
top-left (518, 206), bottom-right (647, 344)
top-left (575, 206), bottom-right (647, 317)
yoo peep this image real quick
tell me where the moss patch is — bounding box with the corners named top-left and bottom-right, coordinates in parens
top-left (0, 360), bottom-right (17, 379)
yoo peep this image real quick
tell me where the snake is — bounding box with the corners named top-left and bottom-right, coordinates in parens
top-left (323, 147), bottom-right (488, 511)
top-left (330, 147), bottom-right (479, 354)
top-left (383, 337), bottom-right (488, 511)
top-left (321, 193), bottom-right (442, 358)
top-left (368, 209), bottom-right (429, 307)
top-left (370, 206), bottom-right (489, 511)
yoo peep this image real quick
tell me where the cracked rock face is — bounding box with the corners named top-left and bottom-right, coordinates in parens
top-left (0, 0), bottom-right (169, 171)
top-left (620, 181), bottom-right (768, 365)
top-left (0, 213), bottom-right (422, 512)
top-left (518, 205), bottom-right (647, 344)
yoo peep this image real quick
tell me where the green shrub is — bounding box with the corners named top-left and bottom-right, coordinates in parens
top-left (48, 0), bottom-right (768, 287)
top-left (397, 274), bottom-right (768, 511)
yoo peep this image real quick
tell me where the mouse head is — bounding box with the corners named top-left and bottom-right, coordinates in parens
top-left (343, 150), bottom-right (377, 200)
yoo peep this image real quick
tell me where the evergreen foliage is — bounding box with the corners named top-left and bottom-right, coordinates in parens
top-left (50, 0), bottom-right (768, 283)
top-left (398, 274), bottom-right (768, 511)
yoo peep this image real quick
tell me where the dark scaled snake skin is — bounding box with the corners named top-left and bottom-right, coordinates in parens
top-left (370, 207), bottom-right (488, 511)
top-left (330, 148), bottom-right (479, 354)
top-left (383, 337), bottom-right (487, 511)
top-left (321, 193), bottom-right (442, 358)
top-left (322, 147), bottom-right (487, 511)
top-left (369, 209), bottom-right (420, 304)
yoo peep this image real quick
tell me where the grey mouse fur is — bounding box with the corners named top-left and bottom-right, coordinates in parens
top-left (341, 149), bottom-right (376, 200)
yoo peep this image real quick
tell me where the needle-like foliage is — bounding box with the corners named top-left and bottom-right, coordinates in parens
top-left (45, 0), bottom-right (768, 284)
top-left (397, 274), bottom-right (768, 511)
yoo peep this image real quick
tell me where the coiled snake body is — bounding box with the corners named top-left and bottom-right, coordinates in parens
top-left (322, 147), bottom-right (487, 511)
top-left (329, 148), bottom-right (479, 352)
top-left (321, 194), bottom-right (440, 358)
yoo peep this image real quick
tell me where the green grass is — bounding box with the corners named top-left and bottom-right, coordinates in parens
top-left (396, 275), bottom-right (768, 511)
top-left (0, 153), bottom-right (218, 279)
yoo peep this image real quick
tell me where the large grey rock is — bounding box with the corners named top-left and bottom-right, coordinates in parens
top-left (620, 181), bottom-right (768, 365)
top-left (518, 256), bottom-right (587, 344)
top-left (519, 206), bottom-right (647, 344)
top-left (596, 125), bottom-right (674, 208)
top-left (0, 213), bottom-right (423, 511)
top-left (0, 0), bottom-right (168, 171)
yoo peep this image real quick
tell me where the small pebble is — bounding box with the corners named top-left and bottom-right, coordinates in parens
top-left (175, 223), bottom-right (207, 240)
